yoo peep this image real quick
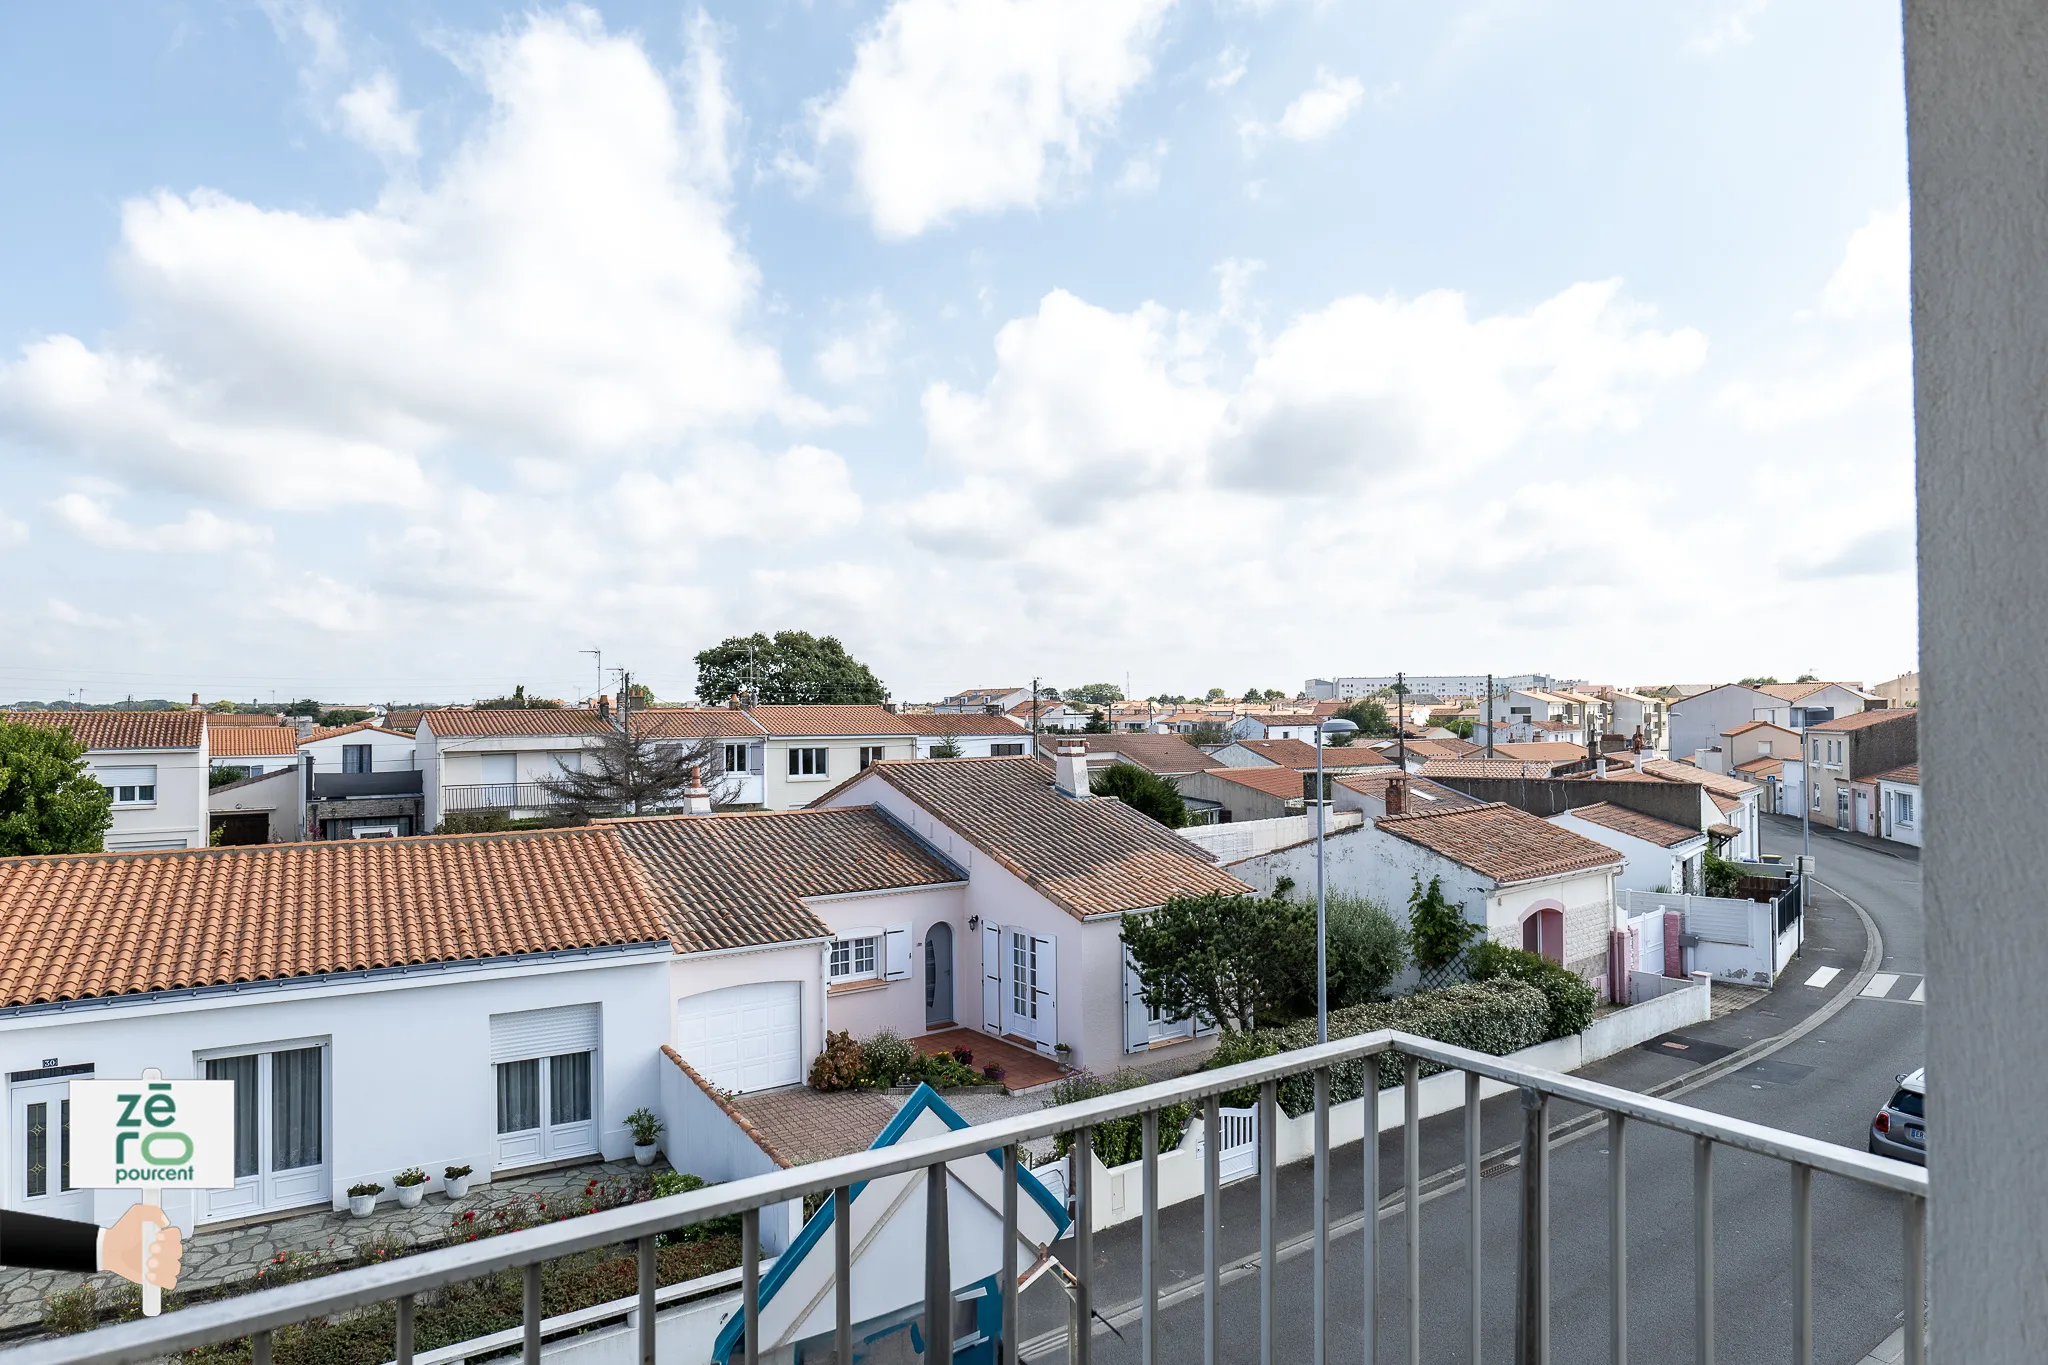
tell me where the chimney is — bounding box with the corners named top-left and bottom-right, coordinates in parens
top-left (1597, 756), bottom-right (1609, 778)
top-left (726, 693), bottom-right (740, 710)
top-left (1053, 737), bottom-right (1091, 799)
top-left (885, 701), bottom-right (901, 714)
top-left (597, 694), bottom-right (612, 722)
top-left (683, 765), bottom-right (713, 816)
top-left (1634, 747), bottom-right (1647, 772)
top-left (295, 718), bottom-right (314, 739)
top-left (190, 693), bottom-right (200, 709)
top-left (1385, 775), bottom-right (1407, 817)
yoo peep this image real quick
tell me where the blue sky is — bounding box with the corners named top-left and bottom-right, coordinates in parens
top-left (0, 1), bottom-right (1913, 705)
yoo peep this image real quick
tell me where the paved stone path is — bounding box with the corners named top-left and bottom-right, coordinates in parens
top-left (0, 1157), bottom-right (664, 1333)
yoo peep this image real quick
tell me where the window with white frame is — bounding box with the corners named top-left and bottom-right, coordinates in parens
top-left (723, 742), bottom-right (749, 774)
top-left (1893, 791), bottom-right (1916, 825)
top-left (789, 747), bottom-right (829, 777)
top-left (991, 743), bottom-right (1025, 757)
top-left (342, 744), bottom-right (372, 774)
top-left (829, 935), bottom-right (879, 981)
top-left (98, 766), bottom-right (157, 805)
top-left (859, 745), bottom-right (886, 769)
top-left (1757, 740), bottom-right (1773, 756)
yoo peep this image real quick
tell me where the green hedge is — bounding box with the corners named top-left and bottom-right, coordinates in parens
top-left (1204, 979), bottom-right (1549, 1117)
top-left (1466, 941), bottom-right (1596, 1039)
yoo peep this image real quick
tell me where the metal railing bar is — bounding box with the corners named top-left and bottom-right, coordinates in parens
top-left (1364, 1072), bottom-right (1378, 1365)
top-left (1000, 1157), bottom-right (1017, 1365)
top-left (1903, 1194), bottom-right (1926, 1365)
top-left (925, 1163), bottom-right (950, 1365)
top-left (1609, 1114), bottom-right (1627, 1365)
top-left (741, 1207), bottom-right (759, 1365)
top-left (1466, 1071), bottom-right (1483, 1365)
top-left (253, 1329), bottom-right (272, 1365)
top-left (1075, 1123), bottom-right (1094, 1365)
top-left (1404, 1058), bottom-right (1421, 1365)
top-left (1515, 1086), bottom-right (1548, 1365)
top-left (1790, 1163), bottom-right (1812, 1365)
top-left (1204, 1093), bottom-right (1220, 1365)
top-left (634, 1236), bottom-right (654, 1365)
top-left (1260, 1078), bottom-right (1278, 1365)
top-left (1142, 1107), bottom-right (1160, 1365)
top-left (8, 1029), bottom-right (1927, 1365)
top-left (1694, 1139), bottom-right (1713, 1365)
top-left (396, 1294), bottom-right (415, 1365)
top-left (522, 1263), bottom-right (541, 1365)
top-left (1314, 1067), bottom-right (1330, 1365)
top-left (836, 1184), bottom-right (854, 1365)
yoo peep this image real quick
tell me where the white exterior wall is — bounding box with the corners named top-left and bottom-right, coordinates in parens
top-left (815, 885), bottom-right (970, 1040)
top-left (1549, 810), bottom-right (1706, 896)
top-left (209, 765), bottom-right (306, 843)
top-left (94, 742), bottom-right (210, 851)
top-left (1668, 688), bottom-right (1786, 764)
top-left (670, 943), bottom-right (826, 1086)
top-left (0, 950), bottom-right (670, 1233)
top-left (912, 733), bottom-right (1030, 759)
top-left (760, 738), bottom-right (916, 812)
top-left (1877, 778), bottom-right (1923, 848)
top-left (300, 728), bottom-right (418, 774)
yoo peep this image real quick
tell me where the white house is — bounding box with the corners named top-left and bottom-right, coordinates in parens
top-left (1667, 682), bottom-right (1874, 764)
top-left (206, 724), bottom-right (302, 780)
top-left (1227, 802), bottom-right (1624, 994)
top-left (813, 745), bottom-right (1251, 1070)
top-left (208, 767), bottom-right (304, 846)
top-left (416, 708), bottom-right (626, 829)
top-left (298, 722), bottom-right (423, 839)
top-left (933, 687), bottom-right (1037, 715)
top-left (1874, 763), bottom-right (1922, 848)
top-left (1548, 802), bottom-right (1709, 896)
top-left (1578, 757), bottom-right (1764, 862)
top-left (899, 712), bottom-right (1034, 759)
top-left (6, 710), bottom-right (210, 852)
top-left (1227, 713), bottom-right (1325, 743)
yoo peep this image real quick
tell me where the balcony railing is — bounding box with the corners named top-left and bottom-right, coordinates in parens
top-left (441, 782), bottom-right (563, 812)
top-left (14, 1029), bottom-right (1927, 1365)
top-left (311, 770), bottom-right (424, 801)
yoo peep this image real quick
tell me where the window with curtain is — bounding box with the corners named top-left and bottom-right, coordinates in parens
top-left (342, 744), bottom-right (372, 774)
top-left (549, 1052), bottom-right (592, 1124)
top-left (206, 1054), bottom-right (260, 1179)
top-left (271, 1047), bottom-right (323, 1171)
top-left (497, 1059), bottom-right (540, 1133)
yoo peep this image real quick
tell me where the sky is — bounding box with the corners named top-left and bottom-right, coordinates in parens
top-left (0, 0), bottom-right (1915, 707)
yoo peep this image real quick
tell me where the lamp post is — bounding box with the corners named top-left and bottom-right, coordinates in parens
top-left (1315, 716), bottom-right (1359, 1044)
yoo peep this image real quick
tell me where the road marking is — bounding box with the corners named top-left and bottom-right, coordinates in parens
top-left (1910, 979), bottom-right (1925, 1002)
top-left (1805, 966), bottom-right (1841, 988)
top-left (1861, 972), bottom-right (1900, 998)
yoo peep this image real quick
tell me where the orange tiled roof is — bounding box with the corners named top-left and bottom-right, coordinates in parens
top-left (632, 708), bottom-right (769, 739)
top-left (0, 830), bottom-right (670, 1008)
top-left (421, 708), bottom-right (618, 737)
top-left (605, 807), bottom-right (963, 953)
top-left (1870, 763), bottom-right (1920, 785)
top-left (1377, 803), bottom-right (1623, 885)
top-left (1805, 709), bottom-right (1915, 735)
top-left (745, 705), bottom-right (916, 737)
top-left (1733, 756), bottom-right (1784, 777)
top-left (1207, 766), bottom-right (1309, 800)
top-left (1334, 772), bottom-right (1482, 812)
top-left (1639, 758), bottom-right (1759, 799)
top-left (300, 722), bottom-right (415, 745)
top-left (1076, 733), bottom-right (1220, 773)
top-left (1234, 738), bottom-right (1324, 768)
top-left (898, 712), bottom-right (1032, 738)
top-left (826, 757), bottom-right (1251, 918)
top-left (1418, 758), bottom-right (1567, 779)
top-left (204, 713), bottom-right (288, 727)
top-left (1564, 802), bottom-right (1702, 848)
top-left (1488, 742), bottom-right (1590, 766)
top-left (5, 710), bottom-right (204, 752)
top-left (207, 726), bottom-right (303, 757)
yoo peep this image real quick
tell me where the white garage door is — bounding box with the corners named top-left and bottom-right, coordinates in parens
top-left (676, 983), bottom-right (802, 1094)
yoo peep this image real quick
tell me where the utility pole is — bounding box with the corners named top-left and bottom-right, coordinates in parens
top-left (1486, 673), bottom-right (1496, 759)
top-left (611, 668), bottom-right (636, 813)
top-left (1031, 675), bottom-right (1041, 757)
top-left (1396, 671), bottom-right (1407, 772)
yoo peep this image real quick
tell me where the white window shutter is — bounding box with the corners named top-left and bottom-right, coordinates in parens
top-left (1123, 950), bottom-right (1148, 1053)
top-left (883, 926), bottom-right (913, 980)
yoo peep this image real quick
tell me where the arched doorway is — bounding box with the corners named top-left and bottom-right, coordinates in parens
top-left (1521, 904), bottom-right (1565, 964)
top-left (925, 922), bottom-right (955, 1028)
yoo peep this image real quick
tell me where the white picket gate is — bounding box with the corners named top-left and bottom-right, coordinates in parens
top-left (1214, 1106), bottom-right (1258, 1184)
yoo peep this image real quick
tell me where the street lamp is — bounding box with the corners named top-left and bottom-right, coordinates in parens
top-left (1314, 716), bottom-right (1359, 1045)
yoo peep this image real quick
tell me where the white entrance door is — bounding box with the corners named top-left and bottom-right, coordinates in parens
top-left (491, 1005), bottom-right (601, 1169)
top-left (201, 1045), bottom-right (329, 1222)
top-left (10, 1069), bottom-right (92, 1222)
top-left (981, 924), bottom-right (1003, 1034)
top-left (675, 984), bottom-right (801, 1094)
top-left (1006, 932), bottom-right (1058, 1052)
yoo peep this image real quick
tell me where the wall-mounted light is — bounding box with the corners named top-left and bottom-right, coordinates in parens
top-left (968, 915), bottom-right (980, 931)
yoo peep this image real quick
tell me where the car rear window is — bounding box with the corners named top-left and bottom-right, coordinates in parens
top-left (1890, 1089), bottom-right (1925, 1119)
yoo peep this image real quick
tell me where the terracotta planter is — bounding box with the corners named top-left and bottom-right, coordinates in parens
top-left (633, 1143), bottom-right (658, 1167)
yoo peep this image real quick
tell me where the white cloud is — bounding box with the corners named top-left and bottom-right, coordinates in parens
top-left (1687, 0), bottom-right (1769, 57)
top-left (810, 0), bottom-right (1176, 238)
top-left (1114, 141), bottom-right (1168, 195)
top-left (815, 296), bottom-right (904, 385)
top-left (0, 507), bottom-right (24, 550)
top-left (1207, 46), bottom-right (1247, 91)
top-left (1822, 205), bottom-right (1908, 321)
top-left (1273, 68), bottom-right (1365, 142)
top-left (52, 494), bottom-right (272, 553)
top-left (0, 10), bottom-right (794, 511)
top-left (336, 72), bottom-right (420, 160)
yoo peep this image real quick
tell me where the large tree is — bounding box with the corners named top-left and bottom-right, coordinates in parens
top-left (1120, 892), bottom-right (1301, 1032)
top-left (1065, 682), bottom-right (1124, 705)
top-left (533, 727), bottom-right (725, 819)
top-left (694, 632), bottom-right (888, 705)
top-left (1334, 699), bottom-right (1396, 737)
top-left (1090, 762), bottom-right (1189, 827)
top-left (475, 684), bottom-right (563, 710)
top-left (0, 721), bottom-right (113, 856)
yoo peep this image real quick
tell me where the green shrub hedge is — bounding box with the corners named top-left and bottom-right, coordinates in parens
top-left (1466, 941), bottom-right (1596, 1039)
top-left (1203, 979), bottom-right (1549, 1117)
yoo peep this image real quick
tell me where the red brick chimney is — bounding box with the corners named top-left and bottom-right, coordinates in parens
top-left (1385, 775), bottom-right (1407, 817)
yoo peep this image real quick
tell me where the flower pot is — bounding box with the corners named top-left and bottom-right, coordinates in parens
top-left (633, 1143), bottom-right (658, 1167)
top-left (396, 1185), bottom-right (424, 1209)
top-left (349, 1194), bottom-right (377, 1218)
top-left (445, 1175), bottom-right (471, 1199)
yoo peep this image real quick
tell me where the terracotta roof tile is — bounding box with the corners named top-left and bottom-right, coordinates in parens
top-left (746, 705), bottom-right (916, 738)
top-left (631, 708), bottom-right (769, 739)
top-left (604, 807), bottom-right (962, 953)
top-left (1639, 758), bottom-right (1759, 799)
top-left (1488, 742), bottom-right (1591, 766)
top-left (421, 708), bottom-right (618, 737)
top-left (1564, 802), bottom-right (1703, 848)
top-left (830, 757), bottom-right (1250, 918)
top-left (1377, 803), bottom-right (1623, 884)
top-left (1418, 758), bottom-right (1567, 780)
top-left (1207, 767), bottom-right (1309, 799)
top-left (1707, 822), bottom-right (1745, 839)
top-left (1334, 772), bottom-right (1482, 811)
top-left (1805, 709), bottom-right (1914, 734)
top-left (5, 710), bottom-right (204, 752)
top-left (898, 712), bottom-right (1032, 738)
top-left (204, 713), bottom-right (288, 727)
top-left (300, 722), bottom-right (415, 744)
top-left (1870, 763), bottom-right (1920, 785)
top-left (207, 726), bottom-right (303, 757)
top-left (1721, 720), bottom-right (1797, 738)
top-left (1733, 757), bottom-right (1784, 777)
top-left (0, 830), bottom-right (669, 1008)
top-left (1078, 734), bottom-right (1221, 773)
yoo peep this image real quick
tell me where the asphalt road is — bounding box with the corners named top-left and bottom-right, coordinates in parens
top-left (1017, 817), bottom-right (1925, 1364)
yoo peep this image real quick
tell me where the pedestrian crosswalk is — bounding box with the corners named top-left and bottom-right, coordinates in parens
top-left (1802, 965), bottom-right (1926, 1002)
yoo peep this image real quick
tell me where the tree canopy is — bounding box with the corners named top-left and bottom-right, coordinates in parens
top-left (1082, 708), bottom-right (1114, 734)
top-left (695, 632), bottom-right (888, 705)
top-left (475, 684), bottom-right (562, 710)
top-left (1334, 699), bottom-right (1396, 737)
top-left (1738, 676), bottom-right (1780, 687)
top-left (1065, 682), bottom-right (1124, 705)
top-left (1090, 762), bottom-right (1189, 827)
top-left (0, 721), bottom-right (112, 856)
top-left (533, 728), bottom-right (721, 819)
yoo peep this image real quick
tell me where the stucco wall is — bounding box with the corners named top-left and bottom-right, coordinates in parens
top-left (95, 744), bottom-right (210, 850)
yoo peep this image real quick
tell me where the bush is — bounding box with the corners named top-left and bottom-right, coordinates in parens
top-left (907, 1051), bottom-right (993, 1088)
top-left (1407, 875), bottom-right (1480, 973)
top-left (347, 1181), bottom-right (383, 1198)
top-left (394, 1167), bottom-right (428, 1188)
top-left (650, 1170), bottom-right (741, 1244)
top-left (1204, 979), bottom-right (1549, 1117)
top-left (950, 1046), bottom-right (974, 1066)
top-left (858, 1028), bottom-right (916, 1087)
top-left (1045, 1069), bottom-right (1192, 1166)
top-left (1466, 941), bottom-right (1596, 1040)
top-left (41, 1283), bottom-right (99, 1335)
top-left (624, 1107), bottom-right (665, 1146)
top-left (1274, 892), bottom-right (1408, 1016)
top-left (809, 1030), bottom-right (863, 1091)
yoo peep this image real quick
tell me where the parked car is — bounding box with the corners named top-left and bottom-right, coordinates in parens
top-left (1868, 1067), bottom-right (1926, 1165)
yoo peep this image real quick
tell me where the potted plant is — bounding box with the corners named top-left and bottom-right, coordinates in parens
top-left (626, 1107), bottom-right (665, 1166)
top-left (444, 1164), bottom-right (473, 1199)
top-left (348, 1182), bottom-right (383, 1217)
top-left (1054, 1042), bottom-right (1073, 1066)
top-left (393, 1167), bottom-right (428, 1208)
